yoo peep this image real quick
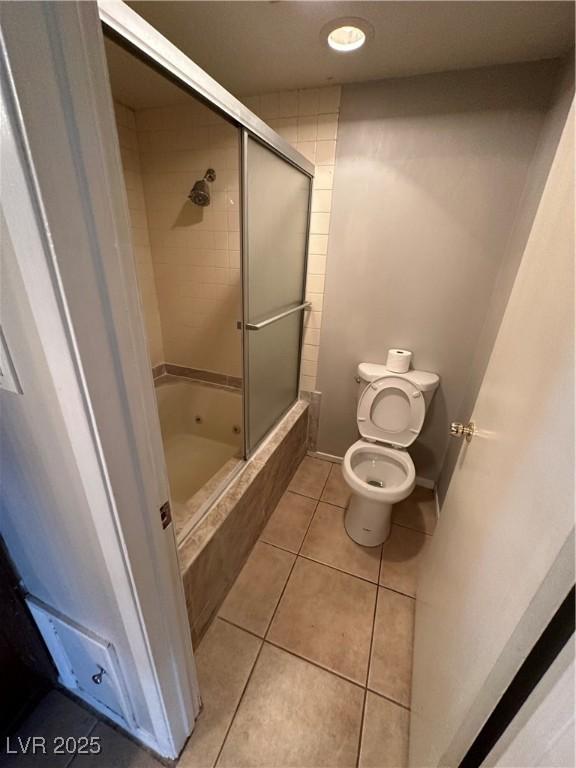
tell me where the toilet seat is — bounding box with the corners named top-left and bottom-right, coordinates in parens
top-left (357, 376), bottom-right (425, 448)
top-left (342, 440), bottom-right (416, 503)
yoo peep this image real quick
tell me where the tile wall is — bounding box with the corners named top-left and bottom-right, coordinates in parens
top-left (114, 101), bottom-right (164, 367)
top-left (116, 99), bottom-right (241, 379)
top-left (135, 101), bottom-right (242, 379)
top-left (241, 86), bottom-right (342, 392)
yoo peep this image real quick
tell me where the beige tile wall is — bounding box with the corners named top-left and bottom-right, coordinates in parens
top-left (114, 101), bottom-right (164, 367)
top-left (135, 102), bottom-right (242, 378)
top-left (241, 86), bottom-right (342, 392)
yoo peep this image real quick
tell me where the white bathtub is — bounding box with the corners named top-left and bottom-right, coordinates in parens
top-left (155, 377), bottom-right (243, 537)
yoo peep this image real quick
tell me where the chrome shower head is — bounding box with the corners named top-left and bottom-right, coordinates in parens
top-left (188, 168), bottom-right (216, 207)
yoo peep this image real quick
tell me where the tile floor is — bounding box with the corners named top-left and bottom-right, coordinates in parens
top-left (3, 457), bottom-right (436, 768)
top-left (182, 456), bottom-right (436, 768)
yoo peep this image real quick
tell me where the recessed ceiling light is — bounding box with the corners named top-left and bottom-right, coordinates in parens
top-left (322, 18), bottom-right (374, 54)
top-left (327, 25), bottom-right (366, 52)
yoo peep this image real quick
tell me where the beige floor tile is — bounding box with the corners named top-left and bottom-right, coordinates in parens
top-left (393, 486), bottom-right (437, 534)
top-left (301, 501), bottom-right (381, 582)
top-left (321, 463), bottom-right (351, 508)
top-left (369, 588), bottom-right (415, 707)
top-left (217, 644), bottom-right (364, 768)
top-left (380, 524), bottom-right (428, 597)
top-left (219, 542), bottom-right (295, 636)
top-left (268, 558), bottom-right (376, 684)
top-left (359, 692), bottom-right (409, 768)
top-left (260, 491), bottom-right (317, 553)
top-left (288, 456), bottom-right (331, 499)
top-left (178, 619), bottom-right (261, 768)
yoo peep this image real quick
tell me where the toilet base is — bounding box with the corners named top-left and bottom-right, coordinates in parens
top-left (345, 493), bottom-right (393, 547)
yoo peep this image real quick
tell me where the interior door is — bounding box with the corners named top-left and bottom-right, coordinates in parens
top-left (243, 134), bottom-right (312, 452)
top-left (409, 103), bottom-right (574, 766)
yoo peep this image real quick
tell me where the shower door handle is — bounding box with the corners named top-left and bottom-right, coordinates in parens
top-left (245, 302), bottom-right (311, 331)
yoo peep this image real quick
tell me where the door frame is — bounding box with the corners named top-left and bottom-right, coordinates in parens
top-left (1, 1), bottom-right (200, 758)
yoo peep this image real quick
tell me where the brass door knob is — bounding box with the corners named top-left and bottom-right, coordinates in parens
top-left (450, 421), bottom-right (475, 442)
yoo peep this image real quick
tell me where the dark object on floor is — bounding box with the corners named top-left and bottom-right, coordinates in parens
top-left (0, 536), bottom-right (57, 738)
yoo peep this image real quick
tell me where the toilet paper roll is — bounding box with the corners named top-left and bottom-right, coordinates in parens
top-left (386, 348), bottom-right (412, 373)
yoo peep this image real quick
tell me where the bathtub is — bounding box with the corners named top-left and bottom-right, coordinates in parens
top-left (155, 377), bottom-right (243, 538)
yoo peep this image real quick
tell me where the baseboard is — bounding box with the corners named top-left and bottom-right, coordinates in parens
top-left (415, 475), bottom-right (435, 490)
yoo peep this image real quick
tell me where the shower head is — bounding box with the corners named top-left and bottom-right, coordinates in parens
top-left (189, 168), bottom-right (216, 207)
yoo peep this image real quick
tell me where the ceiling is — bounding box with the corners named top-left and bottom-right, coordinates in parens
top-left (127, 1), bottom-right (574, 97)
top-left (105, 37), bottom-right (193, 109)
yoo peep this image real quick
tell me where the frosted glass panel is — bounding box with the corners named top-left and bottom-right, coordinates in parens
top-left (246, 138), bottom-right (310, 320)
top-left (244, 136), bottom-right (311, 452)
top-left (247, 313), bottom-right (302, 448)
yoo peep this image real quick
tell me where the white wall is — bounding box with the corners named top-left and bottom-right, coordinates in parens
top-left (438, 54), bottom-right (574, 500)
top-left (315, 60), bottom-right (563, 481)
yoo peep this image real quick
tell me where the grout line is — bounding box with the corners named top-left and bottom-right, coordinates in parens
top-left (217, 615), bottom-right (265, 642)
top-left (212, 472), bottom-right (327, 766)
top-left (377, 583), bottom-right (416, 601)
top-left (393, 520), bottom-right (433, 537)
top-left (257, 538), bottom-right (299, 557)
top-left (263, 638), bottom-right (366, 692)
top-left (213, 461), bottom-right (329, 764)
top-left (212, 635), bottom-right (265, 767)
top-left (260, 531), bottom-right (415, 600)
top-left (286, 487), bottom-right (324, 503)
top-left (297, 551), bottom-right (380, 587)
top-left (355, 529), bottom-right (385, 767)
top-left (365, 687), bottom-right (411, 712)
top-left (66, 720), bottom-right (99, 768)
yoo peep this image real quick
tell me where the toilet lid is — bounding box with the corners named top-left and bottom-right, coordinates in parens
top-left (357, 375), bottom-right (425, 447)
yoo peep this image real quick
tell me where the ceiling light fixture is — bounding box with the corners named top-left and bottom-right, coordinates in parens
top-left (323, 18), bottom-right (373, 53)
top-left (328, 25), bottom-right (366, 52)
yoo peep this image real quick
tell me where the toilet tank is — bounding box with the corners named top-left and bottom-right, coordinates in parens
top-left (356, 362), bottom-right (440, 410)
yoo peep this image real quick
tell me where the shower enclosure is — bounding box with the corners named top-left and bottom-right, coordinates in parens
top-left (102, 16), bottom-right (313, 542)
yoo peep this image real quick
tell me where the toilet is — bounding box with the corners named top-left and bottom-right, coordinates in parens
top-left (342, 362), bottom-right (439, 546)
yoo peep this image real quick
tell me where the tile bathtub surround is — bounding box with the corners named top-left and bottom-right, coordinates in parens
top-left (135, 100), bottom-right (242, 380)
top-left (179, 401), bottom-right (308, 646)
top-left (241, 87), bottom-right (342, 393)
top-left (114, 101), bottom-right (164, 368)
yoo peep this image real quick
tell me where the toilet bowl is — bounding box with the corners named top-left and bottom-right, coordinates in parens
top-left (342, 440), bottom-right (415, 546)
top-left (342, 362), bottom-right (440, 547)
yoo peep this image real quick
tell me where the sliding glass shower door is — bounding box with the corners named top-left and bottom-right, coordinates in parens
top-left (243, 135), bottom-right (312, 453)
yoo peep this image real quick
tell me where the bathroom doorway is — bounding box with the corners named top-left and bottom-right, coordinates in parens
top-left (102, 29), bottom-right (313, 543)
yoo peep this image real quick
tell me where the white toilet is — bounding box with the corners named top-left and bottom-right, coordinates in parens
top-left (342, 362), bottom-right (439, 546)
